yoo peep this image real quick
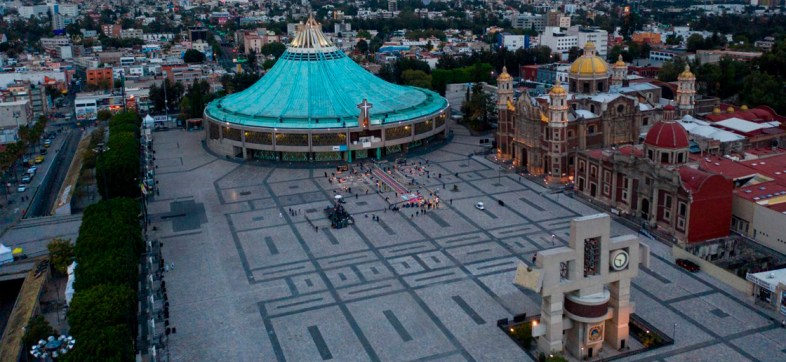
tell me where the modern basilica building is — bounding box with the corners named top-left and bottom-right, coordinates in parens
top-left (204, 17), bottom-right (449, 162)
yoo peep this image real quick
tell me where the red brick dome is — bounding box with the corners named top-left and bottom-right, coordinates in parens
top-left (645, 120), bottom-right (689, 149)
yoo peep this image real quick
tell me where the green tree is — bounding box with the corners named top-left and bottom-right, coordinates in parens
top-left (262, 59), bottom-right (276, 70)
top-left (96, 112), bottom-right (140, 200)
top-left (356, 39), bottom-right (369, 54)
top-left (97, 109), bottom-right (113, 122)
top-left (357, 29), bottom-right (372, 39)
top-left (657, 58), bottom-right (689, 82)
top-left (48, 238), bottom-right (74, 275)
top-left (401, 69), bottom-right (432, 88)
top-left (686, 34), bottom-right (707, 53)
top-left (666, 34), bottom-right (683, 46)
top-left (67, 284), bottom-right (136, 339)
top-left (22, 315), bottom-right (57, 348)
top-left (183, 49), bottom-right (206, 63)
top-left (148, 79), bottom-right (184, 113)
top-left (260, 42), bottom-right (286, 58)
top-left (568, 46), bottom-right (581, 62)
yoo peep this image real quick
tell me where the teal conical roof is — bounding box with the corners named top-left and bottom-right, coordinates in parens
top-left (205, 17), bottom-right (447, 129)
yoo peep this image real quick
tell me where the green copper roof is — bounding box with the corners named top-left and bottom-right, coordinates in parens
top-left (205, 17), bottom-right (447, 129)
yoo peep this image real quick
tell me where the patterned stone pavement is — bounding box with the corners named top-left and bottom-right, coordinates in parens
top-left (148, 126), bottom-right (786, 362)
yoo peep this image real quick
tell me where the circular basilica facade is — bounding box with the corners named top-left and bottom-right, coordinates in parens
top-left (204, 17), bottom-right (449, 162)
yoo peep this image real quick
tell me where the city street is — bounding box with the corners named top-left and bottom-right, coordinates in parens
top-left (1, 126), bottom-right (80, 232)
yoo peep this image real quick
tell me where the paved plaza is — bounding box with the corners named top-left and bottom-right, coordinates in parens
top-left (148, 125), bottom-right (786, 362)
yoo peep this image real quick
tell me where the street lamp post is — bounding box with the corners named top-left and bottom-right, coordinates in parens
top-left (673, 323), bottom-right (677, 340)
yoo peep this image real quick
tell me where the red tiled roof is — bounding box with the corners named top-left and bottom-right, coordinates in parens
top-left (734, 180), bottom-right (786, 203)
top-left (740, 154), bottom-right (786, 186)
top-left (679, 167), bottom-right (713, 193)
top-left (698, 156), bottom-right (758, 180)
top-left (617, 144), bottom-right (644, 157)
top-left (645, 120), bottom-right (690, 149)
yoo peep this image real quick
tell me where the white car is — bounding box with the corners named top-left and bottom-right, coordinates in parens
top-left (17, 185), bottom-right (26, 192)
top-left (475, 202), bottom-right (485, 210)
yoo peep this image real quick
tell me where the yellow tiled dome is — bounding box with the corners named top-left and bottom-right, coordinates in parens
top-left (678, 64), bottom-right (695, 80)
top-left (614, 54), bottom-right (626, 67)
top-left (498, 66), bottom-right (512, 82)
top-left (569, 42), bottom-right (609, 77)
top-left (550, 80), bottom-right (567, 95)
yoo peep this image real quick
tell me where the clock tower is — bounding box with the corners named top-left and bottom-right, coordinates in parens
top-left (514, 214), bottom-right (648, 359)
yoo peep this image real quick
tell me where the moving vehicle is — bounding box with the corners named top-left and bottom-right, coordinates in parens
top-left (475, 202), bottom-right (485, 210)
top-left (676, 259), bottom-right (700, 272)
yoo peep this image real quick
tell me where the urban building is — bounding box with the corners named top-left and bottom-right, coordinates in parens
top-left (700, 152), bottom-right (786, 254)
top-left (540, 26), bottom-right (608, 60)
top-left (546, 11), bottom-right (571, 28)
top-left (7, 82), bottom-right (48, 117)
top-left (0, 100), bottom-right (33, 144)
top-left (243, 31), bottom-right (283, 55)
top-left (497, 33), bottom-right (534, 51)
top-left (188, 27), bottom-right (208, 42)
top-left (204, 17), bottom-right (448, 162)
top-left (510, 13), bottom-right (545, 32)
top-left (18, 5), bottom-right (49, 18)
top-left (121, 29), bottom-right (144, 39)
top-left (631, 32), bottom-right (662, 45)
top-left (86, 68), bottom-right (114, 90)
top-left (101, 24), bottom-right (122, 38)
top-left (746, 268), bottom-right (786, 316)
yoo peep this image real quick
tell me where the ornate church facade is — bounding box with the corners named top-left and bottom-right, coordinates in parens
top-left (496, 43), bottom-right (699, 184)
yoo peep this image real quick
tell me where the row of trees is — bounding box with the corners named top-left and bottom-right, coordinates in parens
top-left (96, 112), bottom-right (140, 199)
top-left (65, 198), bottom-right (143, 361)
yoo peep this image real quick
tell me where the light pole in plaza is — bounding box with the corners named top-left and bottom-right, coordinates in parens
top-left (30, 334), bottom-right (75, 361)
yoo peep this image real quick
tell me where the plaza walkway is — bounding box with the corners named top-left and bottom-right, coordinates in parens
top-left (372, 166), bottom-right (409, 195)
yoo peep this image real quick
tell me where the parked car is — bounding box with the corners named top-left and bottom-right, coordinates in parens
top-left (39, 148), bottom-right (47, 155)
top-left (34, 155), bottom-right (44, 164)
top-left (17, 184), bottom-right (26, 192)
top-left (21, 175), bottom-right (31, 184)
top-left (676, 259), bottom-right (700, 272)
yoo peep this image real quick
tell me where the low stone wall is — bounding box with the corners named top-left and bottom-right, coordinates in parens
top-left (671, 245), bottom-right (752, 293)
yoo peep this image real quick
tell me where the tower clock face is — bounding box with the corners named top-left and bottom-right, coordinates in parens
top-left (610, 250), bottom-right (629, 271)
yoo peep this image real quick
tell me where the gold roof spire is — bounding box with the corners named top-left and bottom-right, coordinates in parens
top-left (288, 16), bottom-right (337, 52)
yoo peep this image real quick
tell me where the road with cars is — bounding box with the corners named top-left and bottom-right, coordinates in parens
top-left (27, 128), bottom-right (82, 218)
top-left (0, 125), bottom-right (81, 232)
